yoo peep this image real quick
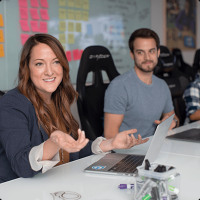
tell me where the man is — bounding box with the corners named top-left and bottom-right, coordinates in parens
top-left (183, 76), bottom-right (200, 124)
top-left (104, 28), bottom-right (179, 139)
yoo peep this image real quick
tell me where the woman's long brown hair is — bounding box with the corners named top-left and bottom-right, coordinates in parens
top-left (18, 34), bottom-right (79, 139)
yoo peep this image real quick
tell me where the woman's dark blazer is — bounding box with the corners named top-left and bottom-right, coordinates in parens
top-left (0, 88), bottom-right (92, 183)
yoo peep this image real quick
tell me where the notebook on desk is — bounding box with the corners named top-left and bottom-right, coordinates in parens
top-left (166, 128), bottom-right (200, 142)
top-left (84, 114), bottom-right (174, 176)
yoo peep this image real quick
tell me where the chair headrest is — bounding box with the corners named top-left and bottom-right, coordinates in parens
top-left (159, 45), bottom-right (175, 68)
top-left (193, 49), bottom-right (200, 65)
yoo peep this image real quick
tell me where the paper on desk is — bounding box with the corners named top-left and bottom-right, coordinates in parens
top-left (30, 8), bottom-right (40, 20)
top-left (0, 30), bottom-right (4, 42)
top-left (30, 0), bottom-right (39, 7)
top-left (19, 7), bottom-right (28, 19)
top-left (0, 44), bottom-right (5, 57)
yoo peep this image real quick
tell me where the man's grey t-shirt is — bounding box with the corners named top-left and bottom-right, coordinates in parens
top-left (104, 68), bottom-right (174, 138)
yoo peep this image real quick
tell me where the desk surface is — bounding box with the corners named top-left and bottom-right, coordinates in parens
top-left (1, 121), bottom-right (200, 200)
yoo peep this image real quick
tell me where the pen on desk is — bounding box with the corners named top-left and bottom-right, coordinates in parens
top-left (118, 184), bottom-right (134, 189)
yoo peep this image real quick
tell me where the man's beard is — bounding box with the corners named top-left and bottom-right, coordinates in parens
top-left (134, 59), bottom-right (157, 73)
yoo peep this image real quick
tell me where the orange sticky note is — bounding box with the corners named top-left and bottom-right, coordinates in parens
top-left (30, 0), bottom-right (39, 7)
top-left (0, 44), bottom-right (5, 57)
top-left (20, 34), bottom-right (29, 45)
top-left (66, 51), bottom-right (72, 61)
top-left (19, 20), bottom-right (30, 31)
top-left (39, 0), bottom-right (49, 8)
top-left (30, 8), bottom-right (40, 20)
top-left (19, 7), bottom-right (28, 19)
top-left (40, 9), bottom-right (50, 20)
top-left (73, 49), bottom-right (80, 60)
top-left (0, 30), bottom-right (4, 42)
top-left (19, 0), bottom-right (28, 7)
top-left (0, 15), bottom-right (4, 27)
top-left (30, 20), bottom-right (40, 32)
top-left (40, 21), bottom-right (48, 33)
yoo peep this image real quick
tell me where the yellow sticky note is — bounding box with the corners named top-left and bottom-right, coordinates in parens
top-left (76, 23), bottom-right (81, 32)
top-left (59, 9), bottom-right (67, 19)
top-left (75, 10), bottom-right (82, 20)
top-left (59, 0), bottom-right (66, 7)
top-left (68, 22), bottom-right (74, 32)
top-left (59, 21), bottom-right (66, 32)
top-left (59, 33), bottom-right (66, 43)
top-left (62, 45), bottom-right (66, 51)
top-left (75, 0), bottom-right (82, 8)
top-left (83, 0), bottom-right (89, 10)
top-left (82, 11), bottom-right (89, 21)
top-left (0, 30), bottom-right (4, 42)
top-left (0, 44), bottom-right (5, 57)
top-left (68, 0), bottom-right (74, 7)
top-left (0, 15), bottom-right (4, 27)
top-left (68, 34), bottom-right (74, 44)
top-left (68, 9), bottom-right (74, 20)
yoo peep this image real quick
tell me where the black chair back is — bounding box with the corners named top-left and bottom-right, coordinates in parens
top-left (193, 49), bottom-right (200, 77)
top-left (76, 46), bottom-right (120, 140)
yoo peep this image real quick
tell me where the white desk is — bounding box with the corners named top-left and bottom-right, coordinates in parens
top-left (1, 122), bottom-right (200, 200)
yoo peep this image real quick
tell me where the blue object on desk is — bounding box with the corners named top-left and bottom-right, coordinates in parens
top-left (118, 184), bottom-right (134, 189)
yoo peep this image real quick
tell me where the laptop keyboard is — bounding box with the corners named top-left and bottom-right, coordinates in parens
top-left (108, 155), bottom-right (145, 173)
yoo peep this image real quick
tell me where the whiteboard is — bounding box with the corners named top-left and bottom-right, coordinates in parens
top-left (0, 0), bottom-right (151, 91)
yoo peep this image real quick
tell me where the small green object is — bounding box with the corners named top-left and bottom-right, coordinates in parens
top-left (141, 176), bottom-right (145, 180)
top-left (142, 194), bottom-right (152, 200)
top-left (168, 185), bottom-right (175, 191)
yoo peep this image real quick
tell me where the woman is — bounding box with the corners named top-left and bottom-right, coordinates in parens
top-left (0, 34), bottom-right (148, 183)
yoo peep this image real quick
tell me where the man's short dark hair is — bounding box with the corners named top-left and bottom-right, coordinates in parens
top-left (128, 28), bottom-right (160, 53)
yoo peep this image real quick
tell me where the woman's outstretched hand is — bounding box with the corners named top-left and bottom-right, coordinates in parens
top-left (50, 129), bottom-right (89, 153)
top-left (99, 129), bottom-right (149, 153)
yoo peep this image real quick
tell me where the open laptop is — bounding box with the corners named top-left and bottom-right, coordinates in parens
top-left (84, 114), bottom-right (174, 176)
top-left (166, 128), bottom-right (200, 142)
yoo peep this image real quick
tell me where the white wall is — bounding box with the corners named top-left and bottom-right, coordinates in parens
top-left (151, 0), bottom-right (200, 65)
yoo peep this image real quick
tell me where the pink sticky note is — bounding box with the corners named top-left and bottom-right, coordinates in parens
top-left (79, 49), bottom-right (84, 59)
top-left (30, 20), bottom-right (40, 32)
top-left (30, 0), bottom-right (39, 7)
top-left (40, 21), bottom-right (48, 33)
top-left (19, 0), bottom-right (28, 7)
top-left (30, 8), bottom-right (40, 20)
top-left (20, 34), bottom-right (29, 45)
top-left (19, 20), bottom-right (30, 31)
top-left (39, 0), bottom-right (49, 8)
top-left (19, 7), bottom-right (28, 19)
top-left (73, 49), bottom-right (80, 61)
top-left (66, 51), bottom-right (72, 62)
top-left (40, 9), bottom-right (50, 20)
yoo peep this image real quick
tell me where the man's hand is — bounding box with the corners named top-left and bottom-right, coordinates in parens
top-left (50, 129), bottom-right (89, 153)
top-left (99, 129), bottom-right (149, 152)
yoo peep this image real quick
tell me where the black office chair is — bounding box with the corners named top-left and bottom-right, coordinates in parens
top-left (0, 90), bottom-right (5, 98)
top-left (76, 46), bottom-right (120, 140)
top-left (154, 45), bottom-right (190, 126)
top-left (172, 48), bottom-right (195, 81)
top-left (192, 49), bottom-right (200, 77)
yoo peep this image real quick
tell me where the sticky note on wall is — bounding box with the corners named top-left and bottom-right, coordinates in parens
top-left (73, 49), bottom-right (80, 60)
top-left (68, 34), bottom-right (74, 44)
top-left (68, 10), bottom-right (74, 20)
top-left (0, 15), bottom-right (4, 27)
top-left (30, 20), bottom-right (39, 32)
top-left (0, 44), bottom-right (5, 57)
top-left (0, 30), bottom-right (4, 42)
top-left (20, 34), bottom-right (29, 45)
top-left (19, 7), bottom-right (28, 19)
top-left (30, 8), bottom-right (40, 20)
top-left (59, 21), bottom-right (66, 32)
top-left (82, 11), bottom-right (89, 21)
top-left (39, 0), bottom-right (49, 8)
top-left (68, 0), bottom-right (74, 7)
top-left (59, 33), bottom-right (66, 44)
top-left (19, 0), bottom-right (28, 7)
top-left (59, 0), bottom-right (66, 7)
top-left (76, 23), bottom-right (81, 32)
top-left (40, 9), bottom-right (50, 20)
top-left (68, 22), bottom-right (74, 32)
top-left (40, 21), bottom-right (48, 33)
top-left (75, 0), bottom-right (82, 8)
top-left (59, 9), bottom-right (67, 19)
top-left (83, 0), bottom-right (89, 10)
top-left (66, 51), bottom-right (72, 61)
top-left (75, 10), bottom-right (82, 20)
top-left (20, 20), bottom-right (30, 31)
top-left (30, 0), bottom-right (39, 7)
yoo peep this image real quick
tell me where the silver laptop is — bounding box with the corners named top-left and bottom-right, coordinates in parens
top-left (84, 114), bottom-right (174, 176)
